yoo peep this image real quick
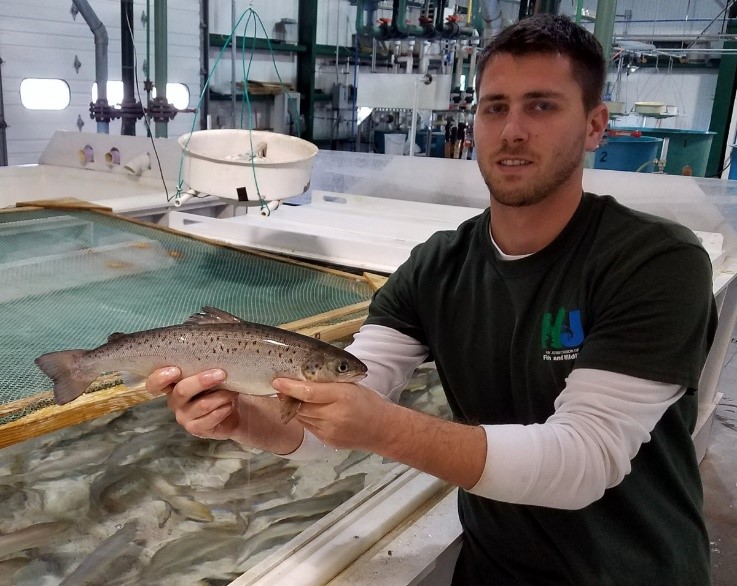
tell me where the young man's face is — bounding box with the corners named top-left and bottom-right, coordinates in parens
top-left (474, 52), bottom-right (606, 208)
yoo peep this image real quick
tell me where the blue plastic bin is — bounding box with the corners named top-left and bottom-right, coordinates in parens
top-left (593, 136), bottom-right (663, 173)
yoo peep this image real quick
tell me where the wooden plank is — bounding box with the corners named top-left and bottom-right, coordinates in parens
top-left (0, 384), bottom-right (153, 451)
top-left (279, 300), bottom-right (370, 331)
top-left (15, 198), bottom-right (113, 212)
top-left (294, 316), bottom-right (367, 342)
top-left (363, 272), bottom-right (389, 291)
top-left (0, 391), bottom-right (53, 419)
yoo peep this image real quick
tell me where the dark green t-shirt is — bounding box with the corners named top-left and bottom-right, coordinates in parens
top-left (366, 192), bottom-right (717, 585)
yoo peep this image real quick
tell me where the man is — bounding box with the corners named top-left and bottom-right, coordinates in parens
top-left (148, 15), bottom-right (717, 584)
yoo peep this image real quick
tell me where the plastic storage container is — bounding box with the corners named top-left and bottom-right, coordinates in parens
top-left (593, 136), bottom-right (663, 173)
top-left (616, 128), bottom-right (715, 177)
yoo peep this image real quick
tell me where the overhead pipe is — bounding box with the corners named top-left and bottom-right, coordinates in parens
top-left (435, 0), bottom-right (476, 38)
top-left (355, 0), bottom-right (383, 37)
top-left (593, 0), bottom-right (618, 63)
top-left (146, 0), bottom-right (151, 109)
top-left (120, 0), bottom-right (141, 135)
top-left (434, 0), bottom-right (447, 30)
top-left (354, 0), bottom-right (475, 41)
top-left (0, 52), bottom-right (7, 166)
top-left (575, 0), bottom-right (584, 24)
top-left (533, 0), bottom-right (562, 14)
top-left (153, 0), bottom-right (171, 137)
top-left (200, 0), bottom-right (209, 130)
top-left (71, 0), bottom-right (110, 134)
top-left (518, 0), bottom-right (531, 20)
top-left (141, 0), bottom-right (182, 136)
top-left (479, 0), bottom-right (503, 40)
top-left (390, 0), bottom-right (425, 38)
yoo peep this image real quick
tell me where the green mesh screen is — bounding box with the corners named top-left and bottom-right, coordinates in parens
top-left (0, 208), bottom-right (372, 423)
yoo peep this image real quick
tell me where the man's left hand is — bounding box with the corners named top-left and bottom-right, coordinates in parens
top-left (271, 378), bottom-right (391, 451)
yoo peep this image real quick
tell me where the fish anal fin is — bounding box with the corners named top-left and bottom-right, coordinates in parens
top-left (184, 306), bottom-right (246, 326)
top-left (280, 397), bottom-right (301, 424)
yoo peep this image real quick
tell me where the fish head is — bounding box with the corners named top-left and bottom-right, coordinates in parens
top-left (300, 350), bottom-right (368, 384)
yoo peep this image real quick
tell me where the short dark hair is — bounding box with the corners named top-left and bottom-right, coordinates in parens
top-left (474, 14), bottom-right (606, 112)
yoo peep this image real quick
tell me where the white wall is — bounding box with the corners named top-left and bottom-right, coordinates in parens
top-left (561, 0), bottom-right (729, 37)
top-left (1, 1), bottom-right (732, 160)
top-left (0, 0), bottom-right (199, 165)
top-left (608, 69), bottom-right (719, 131)
top-left (562, 1), bottom-right (727, 133)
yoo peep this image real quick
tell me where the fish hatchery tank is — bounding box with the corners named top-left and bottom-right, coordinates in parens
top-left (0, 206), bottom-right (453, 585)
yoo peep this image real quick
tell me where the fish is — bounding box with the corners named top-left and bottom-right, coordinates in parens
top-left (333, 449), bottom-right (371, 479)
top-left (142, 527), bottom-right (246, 580)
top-left (58, 521), bottom-right (141, 586)
top-left (89, 464), bottom-right (213, 522)
top-left (190, 473), bottom-right (298, 506)
top-left (251, 490), bottom-right (357, 527)
top-left (0, 520), bottom-right (74, 559)
top-left (313, 472), bottom-right (367, 498)
top-left (234, 517), bottom-right (318, 569)
top-left (0, 444), bottom-right (115, 485)
top-left (0, 557), bottom-right (32, 585)
top-left (34, 306), bottom-right (368, 422)
top-left (224, 455), bottom-right (294, 488)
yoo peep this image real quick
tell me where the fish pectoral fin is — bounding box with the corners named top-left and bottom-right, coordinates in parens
top-left (279, 397), bottom-right (301, 424)
top-left (184, 306), bottom-right (246, 326)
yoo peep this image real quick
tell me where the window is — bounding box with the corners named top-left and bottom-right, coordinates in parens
top-left (92, 82), bottom-right (190, 110)
top-left (91, 81), bottom-right (125, 106)
top-left (157, 84), bottom-right (190, 110)
top-left (20, 79), bottom-right (71, 110)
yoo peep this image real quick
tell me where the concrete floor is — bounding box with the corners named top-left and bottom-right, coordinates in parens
top-left (703, 325), bottom-right (737, 585)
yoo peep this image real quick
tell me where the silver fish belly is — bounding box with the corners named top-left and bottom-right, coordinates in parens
top-left (34, 307), bottom-right (367, 422)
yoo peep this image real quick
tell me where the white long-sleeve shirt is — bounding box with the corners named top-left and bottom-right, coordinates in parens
top-left (284, 324), bottom-right (685, 510)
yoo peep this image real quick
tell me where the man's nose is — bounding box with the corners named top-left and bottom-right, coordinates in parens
top-left (500, 110), bottom-right (528, 144)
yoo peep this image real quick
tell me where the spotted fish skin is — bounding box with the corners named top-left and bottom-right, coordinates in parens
top-left (34, 307), bottom-right (367, 421)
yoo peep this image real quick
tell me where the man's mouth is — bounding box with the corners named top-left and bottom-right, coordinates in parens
top-left (498, 159), bottom-right (532, 167)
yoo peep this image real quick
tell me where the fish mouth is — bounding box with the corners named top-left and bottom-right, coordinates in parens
top-left (342, 372), bottom-right (368, 383)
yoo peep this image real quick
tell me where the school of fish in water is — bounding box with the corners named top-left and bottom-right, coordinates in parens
top-left (0, 364), bottom-right (448, 585)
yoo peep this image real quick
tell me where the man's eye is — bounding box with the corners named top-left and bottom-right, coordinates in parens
top-left (532, 102), bottom-right (554, 111)
top-left (487, 104), bottom-right (507, 114)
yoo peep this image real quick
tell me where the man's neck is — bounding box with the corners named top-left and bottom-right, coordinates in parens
top-left (489, 188), bottom-right (583, 256)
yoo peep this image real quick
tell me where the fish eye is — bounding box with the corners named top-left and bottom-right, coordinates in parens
top-left (337, 360), bottom-right (349, 373)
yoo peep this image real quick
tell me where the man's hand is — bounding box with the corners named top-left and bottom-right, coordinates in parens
top-left (146, 367), bottom-right (241, 440)
top-left (146, 368), bottom-right (304, 454)
top-left (273, 377), bottom-right (487, 489)
top-left (272, 379), bottom-right (392, 451)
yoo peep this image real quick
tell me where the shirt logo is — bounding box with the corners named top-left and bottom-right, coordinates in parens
top-left (541, 308), bottom-right (583, 362)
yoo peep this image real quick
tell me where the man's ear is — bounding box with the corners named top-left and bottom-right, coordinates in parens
top-left (584, 103), bottom-right (609, 152)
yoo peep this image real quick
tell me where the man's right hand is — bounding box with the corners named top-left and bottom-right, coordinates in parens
top-left (145, 367), bottom-right (305, 454)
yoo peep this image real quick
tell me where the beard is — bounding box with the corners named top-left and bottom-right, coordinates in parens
top-left (482, 142), bottom-right (585, 208)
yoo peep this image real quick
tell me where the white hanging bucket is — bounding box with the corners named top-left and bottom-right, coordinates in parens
top-left (178, 129), bottom-right (319, 202)
top-left (383, 133), bottom-right (406, 155)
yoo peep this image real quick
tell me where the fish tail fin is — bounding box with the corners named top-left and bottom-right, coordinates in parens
top-left (34, 350), bottom-right (92, 404)
top-left (280, 397), bottom-right (301, 424)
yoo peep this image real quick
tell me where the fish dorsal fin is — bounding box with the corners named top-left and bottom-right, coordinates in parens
top-left (107, 332), bottom-right (126, 342)
top-left (184, 306), bottom-right (245, 326)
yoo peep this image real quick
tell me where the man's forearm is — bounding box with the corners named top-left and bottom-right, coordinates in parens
top-left (370, 402), bottom-right (487, 489)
